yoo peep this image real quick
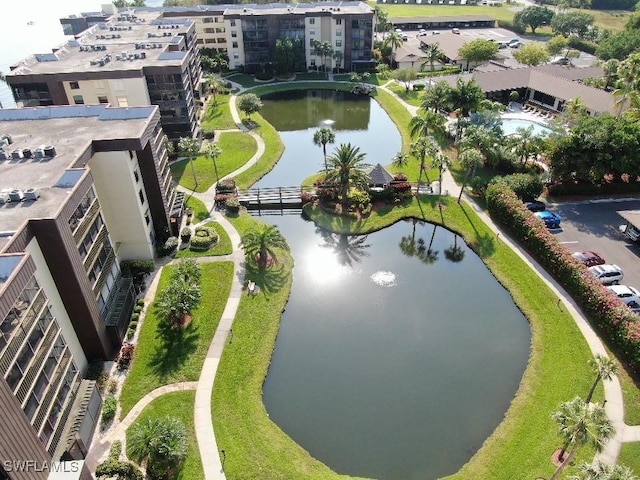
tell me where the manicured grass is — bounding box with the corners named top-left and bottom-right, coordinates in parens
top-left (201, 94), bottom-right (237, 131)
top-left (233, 114), bottom-right (285, 190)
top-left (125, 391), bottom-right (203, 480)
top-left (212, 213), bottom-right (367, 480)
top-left (306, 197), bottom-right (596, 480)
top-left (170, 131), bottom-right (257, 192)
top-left (387, 82), bottom-right (423, 107)
top-left (618, 441), bottom-right (640, 474)
top-left (119, 262), bottom-right (233, 418)
top-left (617, 357), bottom-right (640, 424)
top-left (185, 195), bottom-right (210, 223)
top-left (175, 221), bottom-right (232, 258)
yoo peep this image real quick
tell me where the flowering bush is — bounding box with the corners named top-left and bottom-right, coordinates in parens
top-left (486, 183), bottom-right (640, 371)
top-left (216, 178), bottom-right (237, 194)
top-left (116, 343), bottom-right (135, 371)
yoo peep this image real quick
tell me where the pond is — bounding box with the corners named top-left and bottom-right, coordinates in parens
top-left (257, 90), bottom-right (531, 480)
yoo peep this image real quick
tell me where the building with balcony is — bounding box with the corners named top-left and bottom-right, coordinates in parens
top-left (0, 104), bottom-right (176, 479)
top-left (8, 10), bottom-right (202, 140)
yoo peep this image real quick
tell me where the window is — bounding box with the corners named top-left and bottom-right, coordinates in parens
top-left (309, 18), bottom-right (315, 25)
top-left (230, 19), bottom-right (236, 27)
top-left (310, 59), bottom-right (316, 67)
top-left (204, 28), bottom-right (216, 33)
top-left (73, 95), bottom-right (84, 105)
top-left (69, 81), bottom-right (80, 90)
top-left (117, 97), bottom-right (128, 107)
top-left (98, 96), bottom-right (108, 104)
top-left (309, 29), bottom-right (315, 36)
top-left (336, 40), bottom-right (342, 47)
top-left (144, 209), bottom-right (151, 225)
top-left (336, 30), bottom-right (342, 37)
top-left (233, 53), bottom-right (239, 59)
top-left (232, 41), bottom-right (238, 48)
top-left (231, 31), bottom-right (237, 38)
top-left (336, 19), bottom-right (342, 25)
top-left (138, 189), bottom-right (145, 205)
top-left (203, 17), bottom-right (213, 23)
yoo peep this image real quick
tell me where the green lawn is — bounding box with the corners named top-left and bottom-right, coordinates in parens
top-left (618, 441), bottom-right (640, 474)
top-left (202, 94), bottom-right (237, 132)
top-left (119, 262), bottom-right (233, 418)
top-left (175, 221), bottom-right (233, 258)
top-left (387, 82), bottom-right (423, 107)
top-left (185, 195), bottom-right (210, 224)
top-left (125, 391), bottom-right (204, 480)
top-left (170, 131), bottom-right (257, 192)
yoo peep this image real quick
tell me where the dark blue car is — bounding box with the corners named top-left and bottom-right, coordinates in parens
top-left (534, 211), bottom-right (562, 229)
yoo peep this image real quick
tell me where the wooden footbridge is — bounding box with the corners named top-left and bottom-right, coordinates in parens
top-left (238, 185), bottom-right (315, 211)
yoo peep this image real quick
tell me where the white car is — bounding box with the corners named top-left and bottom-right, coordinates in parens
top-left (607, 285), bottom-right (640, 306)
top-left (588, 264), bottom-right (623, 285)
top-left (417, 29), bottom-right (428, 36)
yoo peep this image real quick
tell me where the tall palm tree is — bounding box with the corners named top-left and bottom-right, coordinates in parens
top-left (178, 137), bottom-right (200, 190)
top-left (431, 152), bottom-right (451, 196)
top-left (569, 460), bottom-right (638, 480)
top-left (447, 78), bottom-right (485, 117)
top-left (420, 81), bottom-right (451, 113)
top-left (384, 30), bottom-right (404, 66)
top-left (457, 148), bottom-right (483, 203)
top-left (325, 143), bottom-right (371, 209)
top-left (391, 152), bottom-right (409, 174)
top-left (409, 111), bottom-right (447, 142)
top-left (603, 58), bottom-right (619, 90)
top-left (410, 136), bottom-right (439, 186)
top-left (313, 126), bottom-right (336, 173)
top-left (205, 74), bottom-right (224, 104)
top-left (614, 53), bottom-right (640, 117)
top-left (585, 354), bottom-right (618, 404)
top-left (240, 224), bottom-right (289, 270)
top-left (200, 141), bottom-right (223, 184)
top-left (421, 43), bottom-right (443, 73)
top-left (551, 396), bottom-right (615, 480)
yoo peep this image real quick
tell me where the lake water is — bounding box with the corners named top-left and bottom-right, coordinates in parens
top-left (258, 91), bottom-right (531, 479)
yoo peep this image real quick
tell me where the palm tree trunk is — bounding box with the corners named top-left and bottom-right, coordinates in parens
top-left (585, 374), bottom-right (601, 404)
top-left (418, 158), bottom-right (424, 187)
top-left (458, 171), bottom-right (469, 203)
top-left (213, 159), bottom-right (220, 184)
top-left (550, 444), bottom-right (578, 480)
top-left (323, 144), bottom-right (328, 172)
top-left (189, 157), bottom-right (198, 189)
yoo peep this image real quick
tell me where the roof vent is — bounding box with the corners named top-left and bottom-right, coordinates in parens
top-left (22, 148), bottom-right (32, 159)
top-left (12, 150), bottom-right (23, 160)
top-left (0, 150), bottom-right (9, 161)
top-left (34, 148), bottom-right (45, 159)
top-left (24, 188), bottom-right (39, 201)
top-left (43, 145), bottom-right (57, 157)
top-left (9, 189), bottom-right (24, 202)
top-left (1, 134), bottom-right (13, 144)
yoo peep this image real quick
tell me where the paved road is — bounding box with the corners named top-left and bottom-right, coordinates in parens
top-left (551, 199), bottom-right (640, 289)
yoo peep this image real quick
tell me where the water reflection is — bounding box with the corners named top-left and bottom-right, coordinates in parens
top-left (399, 219), bottom-right (440, 266)
top-left (317, 229), bottom-right (370, 266)
top-left (445, 234), bottom-right (466, 263)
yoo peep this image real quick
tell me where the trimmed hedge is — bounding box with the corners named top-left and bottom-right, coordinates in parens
top-left (568, 36), bottom-right (597, 55)
top-left (486, 183), bottom-right (640, 372)
top-left (490, 173), bottom-right (543, 201)
top-left (189, 226), bottom-right (219, 251)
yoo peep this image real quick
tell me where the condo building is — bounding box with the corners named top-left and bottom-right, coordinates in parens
top-left (0, 104), bottom-right (176, 479)
top-left (7, 10), bottom-right (202, 140)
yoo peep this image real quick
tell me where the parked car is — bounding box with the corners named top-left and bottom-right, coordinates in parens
top-left (550, 56), bottom-right (570, 65)
top-left (432, 30), bottom-right (441, 35)
top-left (572, 251), bottom-right (606, 267)
top-left (534, 211), bottom-right (561, 229)
top-left (498, 41), bottom-right (509, 49)
top-left (524, 199), bottom-right (546, 212)
top-left (452, 28), bottom-right (460, 34)
top-left (606, 285), bottom-right (640, 305)
top-left (509, 41), bottom-right (522, 49)
top-left (417, 29), bottom-right (428, 36)
top-left (589, 264), bottom-right (623, 285)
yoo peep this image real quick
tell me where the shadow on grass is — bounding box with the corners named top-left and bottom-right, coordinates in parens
top-left (245, 261), bottom-right (289, 296)
top-left (459, 202), bottom-right (497, 258)
top-left (149, 317), bottom-right (200, 380)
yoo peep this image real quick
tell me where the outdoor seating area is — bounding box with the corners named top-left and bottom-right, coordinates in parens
top-left (522, 103), bottom-right (556, 120)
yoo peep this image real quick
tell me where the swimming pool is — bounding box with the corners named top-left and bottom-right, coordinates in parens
top-left (501, 118), bottom-right (552, 137)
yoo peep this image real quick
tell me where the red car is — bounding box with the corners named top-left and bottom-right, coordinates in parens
top-left (572, 251), bottom-right (606, 267)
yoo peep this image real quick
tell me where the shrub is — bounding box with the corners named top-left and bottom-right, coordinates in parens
top-left (489, 173), bottom-right (543, 200)
top-left (413, 83), bottom-right (425, 91)
top-left (568, 36), bottom-right (597, 54)
top-left (85, 359), bottom-right (105, 381)
top-left (189, 226), bottom-right (219, 251)
top-left (109, 441), bottom-right (122, 460)
top-left (216, 178), bottom-right (237, 193)
top-left (120, 260), bottom-right (155, 278)
top-left (97, 372), bottom-right (109, 393)
top-left (225, 196), bottom-right (240, 215)
top-left (129, 321), bottom-right (138, 330)
top-left (393, 173), bottom-right (408, 182)
top-left (486, 183), bottom-right (640, 373)
top-left (136, 298), bottom-right (145, 307)
top-left (116, 343), bottom-right (135, 371)
top-left (133, 305), bottom-right (143, 314)
top-left (101, 396), bottom-right (117, 425)
top-left (158, 237), bottom-right (178, 257)
top-left (131, 313), bottom-right (139, 322)
top-left (127, 329), bottom-right (135, 340)
top-left (347, 189), bottom-right (370, 210)
top-left (108, 379), bottom-right (118, 395)
top-left (255, 70), bottom-right (274, 81)
top-left (300, 191), bottom-right (314, 205)
top-left (202, 127), bottom-right (216, 140)
top-left (470, 176), bottom-right (490, 197)
top-left (180, 227), bottom-right (192, 243)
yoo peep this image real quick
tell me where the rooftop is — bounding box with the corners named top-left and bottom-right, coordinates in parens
top-left (9, 10), bottom-right (192, 77)
top-left (155, 1), bottom-right (372, 16)
top-left (0, 105), bottom-right (157, 249)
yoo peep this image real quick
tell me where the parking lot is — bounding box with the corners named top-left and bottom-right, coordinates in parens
top-left (550, 199), bottom-right (640, 289)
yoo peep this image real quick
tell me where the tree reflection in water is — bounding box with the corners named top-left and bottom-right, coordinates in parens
top-left (317, 228), bottom-right (371, 266)
top-left (399, 219), bottom-right (439, 266)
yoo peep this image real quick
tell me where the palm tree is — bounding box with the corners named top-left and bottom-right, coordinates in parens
top-left (445, 234), bottom-right (465, 263)
top-left (551, 396), bottom-right (615, 480)
top-left (569, 460), bottom-right (638, 480)
top-left (585, 354), bottom-right (618, 404)
top-left (127, 416), bottom-right (188, 479)
top-left (431, 152), bottom-right (451, 196)
top-left (410, 136), bottom-right (439, 186)
top-left (200, 141), bottom-right (223, 184)
top-left (391, 152), bottom-right (409, 173)
top-left (205, 74), bottom-right (224, 104)
top-left (564, 97), bottom-right (589, 127)
top-left (421, 43), bottom-right (443, 73)
top-left (420, 81), bottom-right (451, 114)
top-left (325, 143), bottom-right (371, 209)
top-left (614, 53), bottom-right (640, 116)
top-left (178, 137), bottom-right (200, 190)
top-left (384, 30), bottom-right (404, 66)
top-left (457, 148), bottom-right (483, 203)
top-left (333, 50), bottom-right (344, 71)
top-left (241, 224), bottom-right (289, 270)
top-left (313, 126), bottom-right (336, 173)
top-left (603, 58), bottom-right (619, 90)
top-left (447, 78), bottom-right (485, 117)
top-left (409, 111), bottom-right (447, 142)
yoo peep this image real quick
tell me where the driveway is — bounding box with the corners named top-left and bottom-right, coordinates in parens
top-left (550, 199), bottom-right (640, 289)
